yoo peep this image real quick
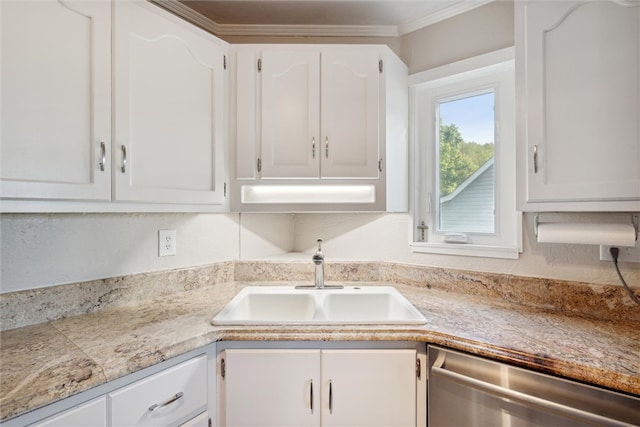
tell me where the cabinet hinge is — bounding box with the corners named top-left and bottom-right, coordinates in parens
top-left (221, 358), bottom-right (226, 379)
top-left (208, 418), bottom-right (212, 427)
top-left (224, 182), bottom-right (227, 197)
top-left (416, 358), bottom-right (421, 380)
top-left (378, 158), bottom-right (383, 172)
top-left (257, 158), bottom-right (262, 172)
top-left (258, 58), bottom-right (262, 72)
top-left (379, 59), bottom-right (383, 73)
top-left (223, 55), bottom-right (227, 70)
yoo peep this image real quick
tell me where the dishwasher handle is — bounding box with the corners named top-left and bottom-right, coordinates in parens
top-left (431, 356), bottom-right (636, 427)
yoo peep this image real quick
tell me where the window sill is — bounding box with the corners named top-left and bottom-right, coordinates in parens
top-left (410, 242), bottom-right (520, 260)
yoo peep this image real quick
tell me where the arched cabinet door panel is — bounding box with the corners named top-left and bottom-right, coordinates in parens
top-left (516, 0), bottom-right (640, 211)
top-left (113, 0), bottom-right (226, 206)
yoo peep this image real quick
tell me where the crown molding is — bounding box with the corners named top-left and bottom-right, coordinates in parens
top-left (215, 24), bottom-right (399, 38)
top-left (152, 0), bottom-right (495, 39)
top-left (150, 0), bottom-right (222, 35)
top-left (398, 0), bottom-right (495, 35)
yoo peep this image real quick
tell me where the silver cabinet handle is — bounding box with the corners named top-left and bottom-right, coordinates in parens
top-left (533, 144), bottom-right (538, 174)
top-left (431, 357), bottom-right (632, 427)
top-left (328, 380), bottom-right (333, 414)
top-left (98, 142), bottom-right (106, 172)
top-left (121, 145), bottom-right (127, 173)
top-left (312, 138), bottom-right (316, 159)
top-left (148, 392), bottom-right (184, 412)
top-left (325, 137), bottom-right (329, 159)
top-left (309, 379), bottom-right (314, 414)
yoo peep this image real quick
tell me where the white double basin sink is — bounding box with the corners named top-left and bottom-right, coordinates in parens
top-left (212, 286), bottom-right (427, 326)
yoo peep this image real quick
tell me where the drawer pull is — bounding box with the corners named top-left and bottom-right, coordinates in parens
top-left (148, 392), bottom-right (184, 412)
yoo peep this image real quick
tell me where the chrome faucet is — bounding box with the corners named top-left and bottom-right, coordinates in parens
top-left (312, 239), bottom-right (325, 289)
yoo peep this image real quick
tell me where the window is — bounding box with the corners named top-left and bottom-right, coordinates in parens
top-left (410, 48), bottom-right (521, 259)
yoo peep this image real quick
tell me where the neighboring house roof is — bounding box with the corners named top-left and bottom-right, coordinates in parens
top-left (440, 157), bottom-right (494, 203)
top-left (439, 157), bottom-right (494, 233)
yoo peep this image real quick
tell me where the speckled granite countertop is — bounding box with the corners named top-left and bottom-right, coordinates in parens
top-left (1, 279), bottom-right (639, 422)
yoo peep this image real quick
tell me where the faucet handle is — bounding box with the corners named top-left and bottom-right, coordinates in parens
top-left (313, 239), bottom-right (324, 263)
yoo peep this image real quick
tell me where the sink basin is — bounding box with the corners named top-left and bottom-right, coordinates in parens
top-left (212, 286), bottom-right (427, 326)
top-left (322, 291), bottom-right (424, 323)
top-left (214, 292), bottom-right (316, 323)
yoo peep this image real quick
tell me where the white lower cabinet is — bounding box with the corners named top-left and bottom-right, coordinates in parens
top-left (218, 348), bottom-right (422, 427)
top-left (178, 412), bottom-right (210, 427)
top-left (23, 354), bottom-right (209, 427)
top-left (109, 355), bottom-right (208, 427)
top-left (31, 397), bottom-right (107, 427)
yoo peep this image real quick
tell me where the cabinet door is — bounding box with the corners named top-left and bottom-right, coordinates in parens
top-left (31, 397), bottom-right (106, 427)
top-left (0, 0), bottom-right (111, 201)
top-left (260, 50), bottom-right (321, 179)
top-left (113, 1), bottom-right (226, 205)
top-left (220, 349), bottom-right (321, 427)
top-left (179, 412), bottom-right (209, 427)
top-left (322, 349), bottom-right (416, 427)
top-left (321, 49), bottom-right (380, 179)
top-left (519, 0), bottom-right (640, 207)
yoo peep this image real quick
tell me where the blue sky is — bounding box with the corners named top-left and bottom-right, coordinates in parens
top-left (439, 92), bottom-right (495, 144)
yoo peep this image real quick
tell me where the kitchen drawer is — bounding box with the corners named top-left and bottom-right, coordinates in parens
top-left (30, 397), bottom-right (106, 427)
top-left (109, 355), bottom-right (207, 427)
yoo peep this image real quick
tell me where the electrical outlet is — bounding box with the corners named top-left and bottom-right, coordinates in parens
top-left (158, 230), bottom-right (177, 257)
top-left (600, 239), bottom-right (640, 263)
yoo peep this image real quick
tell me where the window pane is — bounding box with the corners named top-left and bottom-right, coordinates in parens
top-left (437, 91), bottom-right (495, 233)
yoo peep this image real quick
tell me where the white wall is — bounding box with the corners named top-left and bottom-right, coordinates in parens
top-left (0, 213), bottom-right (240, 293)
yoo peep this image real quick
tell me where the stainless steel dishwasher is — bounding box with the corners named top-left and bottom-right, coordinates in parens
top-left (428, 346), bottom-right (640, 427)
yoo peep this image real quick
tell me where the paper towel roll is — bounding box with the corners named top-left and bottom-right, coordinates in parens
top-left (536, 223), bottom-right (637, 246)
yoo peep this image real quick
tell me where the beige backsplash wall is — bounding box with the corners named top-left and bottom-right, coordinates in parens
top-left (283, 212), bottom-right (640, 287)
top-left (2, 211), bottom-right (638, 293)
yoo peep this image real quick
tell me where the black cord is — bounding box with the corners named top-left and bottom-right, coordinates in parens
top-left (609, 247), bottom-right (640, 305)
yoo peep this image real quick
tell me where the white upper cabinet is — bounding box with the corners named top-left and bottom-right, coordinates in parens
top-left (113, 1), bottom-right (227, 206)
top-left (260, 50), bottom-right (321, 179)
top-left (516, 0), bottom-right (640, 211)
top-left (1, 0), bottom-right (228, 212)
top-left (321, 50), bottom-right (381, 179)
top-left (259, 47), bottom-right (380, 180)
top-left (232, 45), bottom-right (408, 212)
top-left (1, 0), bottom-right (111, 201)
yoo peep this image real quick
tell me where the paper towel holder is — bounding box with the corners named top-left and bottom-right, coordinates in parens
top-left (534, 214), bottom-right (639, 241)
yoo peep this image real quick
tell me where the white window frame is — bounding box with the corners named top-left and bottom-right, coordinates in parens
top-left (410, 48), bottom-right (521, 259)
